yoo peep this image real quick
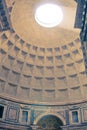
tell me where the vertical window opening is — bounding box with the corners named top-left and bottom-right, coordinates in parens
top-left (72, 111), bottom-right (79, 123)
top-left (0, 106), bottom-right (4, 118)
top-left (22, 111), bottom-right (28, 123)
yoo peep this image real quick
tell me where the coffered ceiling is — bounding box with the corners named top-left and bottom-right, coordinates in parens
top-left (0, 0), bottom-right (86, 105)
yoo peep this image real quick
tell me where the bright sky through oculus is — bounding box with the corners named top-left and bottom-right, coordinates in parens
top-left (35, 4), bottom-right (63, 28)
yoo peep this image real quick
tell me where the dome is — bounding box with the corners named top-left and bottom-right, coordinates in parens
top-left (1, 0), bottom-right (87, 130)
top-left (0, 0), bottom-right (86, 106)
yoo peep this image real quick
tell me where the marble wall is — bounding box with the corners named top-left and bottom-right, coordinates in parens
top-left (0, 98), bottom-right (87, 130)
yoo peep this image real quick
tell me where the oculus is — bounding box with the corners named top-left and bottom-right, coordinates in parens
top-left (35, 3), bottom-right (63, 28)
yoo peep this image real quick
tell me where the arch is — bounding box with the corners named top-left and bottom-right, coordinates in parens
top-left (34, 111), bottom-right (66, 125)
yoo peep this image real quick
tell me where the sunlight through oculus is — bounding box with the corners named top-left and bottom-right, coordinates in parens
top-left (35, 4), bottom-right (63, 28)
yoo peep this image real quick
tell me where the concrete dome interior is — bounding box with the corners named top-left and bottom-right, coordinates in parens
top-left (0, 0), bottom-right (87, 130)
top-left (0, 0), bottom-right (84, 105)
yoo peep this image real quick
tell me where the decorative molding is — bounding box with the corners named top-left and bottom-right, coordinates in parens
top-left (5, 103), bottom-right (20, 123)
